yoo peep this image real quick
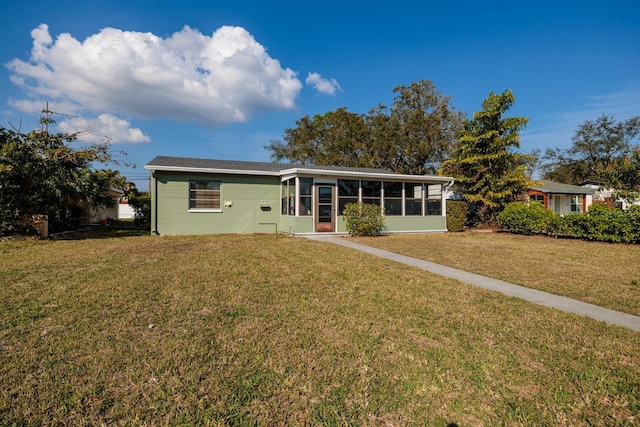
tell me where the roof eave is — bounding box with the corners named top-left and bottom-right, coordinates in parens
top-left (530, 187), bottom-right (595, 195)
top-left (282, 167), bottom-right (453, 182)
top-left (143, 164), bottom-right (281, 176)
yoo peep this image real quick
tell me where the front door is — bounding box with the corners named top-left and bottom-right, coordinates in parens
top-left (315, 185), bottom-right (335, 232)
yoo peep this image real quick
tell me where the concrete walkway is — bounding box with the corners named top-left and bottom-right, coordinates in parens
top-left (304, 235), bottom-right (640, 333)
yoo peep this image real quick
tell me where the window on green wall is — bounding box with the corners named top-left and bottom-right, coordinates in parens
top-left (189, 181), bottom-right (221, 210)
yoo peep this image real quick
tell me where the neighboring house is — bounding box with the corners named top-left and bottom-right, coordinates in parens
top-left (527, 180), bottom-right (596, 214)
top-left (580, 180), bottom-right (640, 210)
top-left (118, 198), bottom-right (136, 219)
top-left (144, 156), bottom-right (454, 235)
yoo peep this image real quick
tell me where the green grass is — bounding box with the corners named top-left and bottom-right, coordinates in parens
top-left (1, 232), bottom-right (639, 425)
top-left (352, 232), bottom-right (640, 316)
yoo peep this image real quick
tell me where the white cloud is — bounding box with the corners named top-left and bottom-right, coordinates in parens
top-left (305, 72), bottom-right (342, 95)
top-left (6, 24), bottom-right (303, 127)
top-left (59, 114), bottom-right (151, 144)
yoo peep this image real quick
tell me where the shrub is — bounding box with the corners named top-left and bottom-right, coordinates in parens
top-left (342, 202), bottom-right (386, 236)
top-left (499, 201), bottom-right (640, 244)
top-left (129, 196), bottom-right (151, 228)
top-left (582, 203), bottom-right (640, 243)
top-left (626, 205), bottom-right (640, 244)
top-left (446, 200), bottom-right (468, 232)
top-left (583, 203), bottom-right (624, 243)
top-left (560, 213), bottom-right (590, 240)
top-left (497, 202), bottom-right (555, 235)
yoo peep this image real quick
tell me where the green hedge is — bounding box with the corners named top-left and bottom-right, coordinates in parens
top-left (497, 202), bottom-right (640, 244)
top-left (446, 200), bottom-right (468, 232)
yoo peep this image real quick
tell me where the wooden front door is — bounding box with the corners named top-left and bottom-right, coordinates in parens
top-left (315, 185), bottom-right (335, 232)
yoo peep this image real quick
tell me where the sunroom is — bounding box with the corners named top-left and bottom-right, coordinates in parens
top-left (277, 168), bottom-right (453, 234)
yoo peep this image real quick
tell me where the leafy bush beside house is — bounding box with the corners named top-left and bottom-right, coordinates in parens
top-left (498, 202), bottom-right (640, 243)
top-left (446, 200), bottom-right (468, 232)
top-left (342, 202), bottom-right (386, 236)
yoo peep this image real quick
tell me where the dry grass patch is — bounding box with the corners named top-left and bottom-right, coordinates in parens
top-left (351, 232), bottom-right (640, 316)
top-left (1, 233), bottom-right (639, 425)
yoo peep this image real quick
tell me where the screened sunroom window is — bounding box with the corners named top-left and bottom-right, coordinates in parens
top-left (405, 183), bottom-right (423, 215)
top-left (426, 184), bottom-right (442, 215)
top-left (361, 180), bottom-right (381, 206)
top-left (189, 181), bottom-right (221, 210)
top-left (338, 179), bottom-right (359, 214)
top-left (383, 181), bottom-right (403, 215)
top-left (299, 177), bottom-right (313, 216)
top-left (281, 178), bottom-right (296, 215)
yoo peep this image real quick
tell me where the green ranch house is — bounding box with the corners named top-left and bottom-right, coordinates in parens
top-left (144, 156), bottom-right (454, 235)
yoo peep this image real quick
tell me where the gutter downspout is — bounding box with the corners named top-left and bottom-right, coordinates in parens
top-left (443, 179), bottom-right (455, 217)
top-left (152, 171), bottom-right (160, 235)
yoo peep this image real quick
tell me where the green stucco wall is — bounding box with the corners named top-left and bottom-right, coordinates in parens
top-left (332, 215), bottom-right (446, 234)
top-left (381, 215), bottom-right (447, 233)
top-left (278, 215), bottom-right (314, 235)
top-left (152, 171), bottom-right (281, 235)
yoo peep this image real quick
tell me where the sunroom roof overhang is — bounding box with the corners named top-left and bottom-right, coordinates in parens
top-left (280, 167), bottom-right (453, 183)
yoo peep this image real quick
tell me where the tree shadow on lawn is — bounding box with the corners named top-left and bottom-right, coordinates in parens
top-left (50, 221), bottom-right (149, 240)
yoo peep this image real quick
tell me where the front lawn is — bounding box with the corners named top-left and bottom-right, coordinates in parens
top-left (1, 233), bottom-right (639, 425)
top-left (353, 232), bottom-right (640, 316)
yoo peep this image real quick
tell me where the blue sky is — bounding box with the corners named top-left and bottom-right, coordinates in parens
top-left (2, 0), bottom-right (639, 190)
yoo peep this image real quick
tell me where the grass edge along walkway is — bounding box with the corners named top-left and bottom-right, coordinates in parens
top-left (304, 235), bottom-right (640, 333)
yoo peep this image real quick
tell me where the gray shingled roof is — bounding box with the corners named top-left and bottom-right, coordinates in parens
top-left (146, 156), bottom-right (286, 172)
top-left (145, 155), bottom-right (396, 174)
top-left (530, 180), bottom-right (596, 195)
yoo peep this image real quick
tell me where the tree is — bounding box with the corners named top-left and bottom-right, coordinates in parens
top-left (0, 116), bottom-right (120, 235)
top-left (372, 80), bottom-right (466, 174)
top-left (266, 80), bottom-right (464, 174)
top-left (440, 89), bottom-right (533, 225)
top-left (76, 170), bottom-right (118, 223)
top-left (266, 107), bottom-right (372, 168)
top-left (542, 114), bottom-right (640, 184)
top-left (94, 168), bottom-right (139, 197)
top-left (599, 149), bottom-right (640, 203)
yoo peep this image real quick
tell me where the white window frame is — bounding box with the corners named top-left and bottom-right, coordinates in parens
top-left (188, 180), bottom-right (222, 212)
top-left (570, 195), bottom-right (583, 213)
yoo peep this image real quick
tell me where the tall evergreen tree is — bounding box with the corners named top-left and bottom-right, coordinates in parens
top-left (441, 90), bottom-right (533, 225)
